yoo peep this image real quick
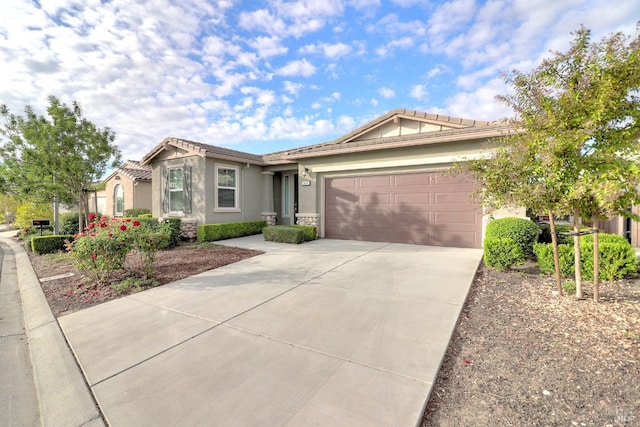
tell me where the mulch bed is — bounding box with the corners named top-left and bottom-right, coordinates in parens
top-left (421, 264), bottom-right (640, 426)
top-left (27, 241), bottom-right (262, 317)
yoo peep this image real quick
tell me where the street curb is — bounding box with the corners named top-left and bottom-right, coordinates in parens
top-left (1, 236), bottom-right (105, 427)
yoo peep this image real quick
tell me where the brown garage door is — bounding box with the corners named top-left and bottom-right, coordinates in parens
top-left (324, 172), bottom-right (482, 248)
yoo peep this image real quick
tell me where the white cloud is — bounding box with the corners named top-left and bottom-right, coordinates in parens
top-left (409, 85), bottom-right (427, 100)
top-left (248, 36), bottom-right (288, 58)
top-left (378, 87), bottom-right (395, 98)
top-left (301, 42), bottom-right (353, 59)
top-left (276, 58), bottom-right (317, 77)
top-left (283, 80), bottom-right (305, 95)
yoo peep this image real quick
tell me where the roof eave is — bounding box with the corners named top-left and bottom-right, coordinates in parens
top-left (284, 127), bottom-right (513, 160)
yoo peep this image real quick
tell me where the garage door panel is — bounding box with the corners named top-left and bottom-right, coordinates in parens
top-left (360, 193), bottom-right (391, 205)
top-left (434, 210), bottom-right (478, 225)
top-left (328, 177), bottom-right (357, 189)
top-left (394, 174), bottom-right (431, 187)
top-left (360, 175), bottom-right (392, 188)
top-left (432, 231), bottom-right (478, 248)
top-left (434, 192), bottom-right (477, 205)
top-left (394, 193), bottom-right (430, 204)
top-left (325, 172), bottom-right (481, 248)
top-left (394, 210), bottom-right (432, 223)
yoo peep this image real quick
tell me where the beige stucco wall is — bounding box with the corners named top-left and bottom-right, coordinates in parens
top-left (150, 153), bottom-right (264, 226)
top-left (105, 176), bottom-right (152, 217)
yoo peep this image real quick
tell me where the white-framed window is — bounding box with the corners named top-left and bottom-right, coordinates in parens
top-left (169, 168), bottom-right (184, 212)
top-left (215, 164), bottom-right (239, 211)
top-left (161, 165), bottom-right (192, 214)
top-left (114, 184), bottom-right (124, 216)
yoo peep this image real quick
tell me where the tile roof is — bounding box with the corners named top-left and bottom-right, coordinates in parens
top-left (105, 160), bottom-right (152, 182)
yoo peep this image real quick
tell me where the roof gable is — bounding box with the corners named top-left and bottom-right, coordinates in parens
top-left (141, 137), bottom-right (264, 166)
top-left (338, 109), bottom-right (490, 144)
top-left (104, 160), bottom-right (151, 183)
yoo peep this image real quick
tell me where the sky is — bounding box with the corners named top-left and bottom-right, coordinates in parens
top-left (1, 0), bottom-right (639, 167)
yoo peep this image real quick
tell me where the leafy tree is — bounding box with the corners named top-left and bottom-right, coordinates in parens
top-left (0, 96), bottom-right (121, 232)
top-left (13, 200), bottom-right (53, 229)
top-left (462, 24), bottom-right (640, 300)
top-left (0, 193), bottom-right (19, 224)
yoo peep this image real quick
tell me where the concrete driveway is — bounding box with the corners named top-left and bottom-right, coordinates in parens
top-left (59, 236), bottom-right (482, 426)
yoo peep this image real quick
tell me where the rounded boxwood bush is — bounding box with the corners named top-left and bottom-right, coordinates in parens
top-left (485, 217), bottom-right (539, 258)
top-left (483, 237), bottom-right (524, 271)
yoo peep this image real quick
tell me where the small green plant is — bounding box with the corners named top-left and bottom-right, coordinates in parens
top-left (562, 280), bottom-right (576, 295)
top-left (111, 277), bottom-right (159, 293)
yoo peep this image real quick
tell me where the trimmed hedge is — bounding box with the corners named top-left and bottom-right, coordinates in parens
top-left (31, 235), bottom-right (73, 255)
top-left (534, 232), bottom-right (637, 281)
top-left (262, 226), bottom-right (305, 244)
top-left (485, 217), bottom-right (539, 258)
top-left (197, 220), bottom-right (267, 242)
top-left (291, 225), bottom-right (317, 241)
top-left (483, 237), bottom-right (524, 270)
top-left (125, 208), bottom-right (151, 217)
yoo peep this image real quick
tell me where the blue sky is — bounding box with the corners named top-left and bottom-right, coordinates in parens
top-left (1, 0), bottom-right (639, 164)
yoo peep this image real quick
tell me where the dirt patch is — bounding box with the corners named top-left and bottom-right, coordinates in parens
top-left (26, 241), bottom-right (262, 317)
top-left (422, 265), bottom-right (640, 426)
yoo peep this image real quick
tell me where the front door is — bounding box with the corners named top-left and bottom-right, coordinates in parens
top-left (282, 173), bottom-right (299, 225)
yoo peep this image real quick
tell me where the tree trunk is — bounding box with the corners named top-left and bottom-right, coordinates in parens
top-left (548, 211), bottom-right (562, 295)
top-left (78, 192), bottom-right (85, 233)
top-left (573, 207), bottom-right (583, 299)
top-left (592, 214), bottom-right (600, 303)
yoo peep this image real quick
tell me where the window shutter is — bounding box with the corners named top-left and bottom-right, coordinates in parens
top-left (183, 165), bottom-right (192, 214)
top-left (161, 165), bottom-right (169, 213)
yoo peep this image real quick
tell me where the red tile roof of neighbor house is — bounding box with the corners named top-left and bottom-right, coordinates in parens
top-left (142, 109), bottom-right (514, 166)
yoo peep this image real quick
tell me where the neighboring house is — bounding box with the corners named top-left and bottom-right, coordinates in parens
top-left (600, 206), bottom-right (640, 246)
top-left (103, 160), bottom-right (152, 217)
top-left (141, 109), bottom-right (525, 248)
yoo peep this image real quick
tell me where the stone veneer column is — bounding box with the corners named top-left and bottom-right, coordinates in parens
top-left (261, 171), bottom-right (277, 226)
top-left (295, 213), bottom-right (320, 227)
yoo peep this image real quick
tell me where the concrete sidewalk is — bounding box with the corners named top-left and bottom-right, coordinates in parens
top-left (0, 228), bottom-right (104, 427)
top-left (59, 235), bottom-right (482, 426)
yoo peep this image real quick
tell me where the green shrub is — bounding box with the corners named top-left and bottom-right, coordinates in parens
top-left (125, 208), bottom-right (151, 217)
top-left (262, 226), bottom-right (305, 244)
top-left (486, 217), bottom-right (539, 258)
top-left (292, 225), bottom-right (317, 241)
top-left (59, 212), bottom-right (81, 235)
top-left (533, 242), bottom-right (576, 277)
top-left (161, 218), bottom-right (182, 247)
top-left (537, 223), bottom-right (574, 245)
top-left (534, 233), bottom-right (637, 281)
top-left (197, 220), bottom-right (266, 242)
top-left (483, 237), bottom-right (524, 270)
top-left (31, 235), bottom-right (73, 255)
